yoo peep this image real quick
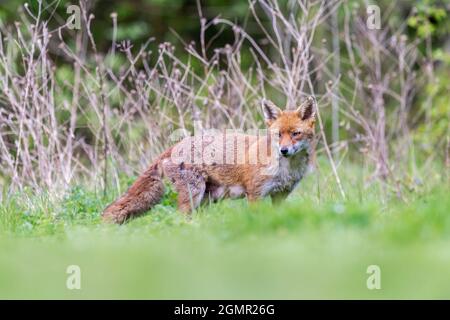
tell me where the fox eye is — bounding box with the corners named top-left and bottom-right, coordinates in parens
top-left (292, 131), bottom-right (302, 137)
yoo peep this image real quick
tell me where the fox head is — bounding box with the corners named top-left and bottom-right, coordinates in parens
top-left (262, 96), bottom-right (316, 157)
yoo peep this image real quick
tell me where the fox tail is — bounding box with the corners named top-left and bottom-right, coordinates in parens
top-left (102, 160), bottom-right (165, 224)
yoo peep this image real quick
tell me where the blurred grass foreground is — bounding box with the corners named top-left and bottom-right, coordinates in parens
top-left (1, 165), bottom-right (450, 299)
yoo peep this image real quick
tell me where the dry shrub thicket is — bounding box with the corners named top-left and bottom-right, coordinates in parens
top-left (0, 0), bottom-right (443, 199)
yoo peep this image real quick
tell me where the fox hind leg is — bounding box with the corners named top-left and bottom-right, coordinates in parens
top-left (162, 161), bottom-right (206, 213)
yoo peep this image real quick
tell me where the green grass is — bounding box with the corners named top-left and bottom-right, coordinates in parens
top-left (1, 161), bottom-right (450, 299)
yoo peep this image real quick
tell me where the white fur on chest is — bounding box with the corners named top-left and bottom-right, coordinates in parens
top-left (261, 152), bottom-right (310, 196)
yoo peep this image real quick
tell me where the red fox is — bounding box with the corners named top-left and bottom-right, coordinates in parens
top-left (102, 96), bottom-right (317, 223)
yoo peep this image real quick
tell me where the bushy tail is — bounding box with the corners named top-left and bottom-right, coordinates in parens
top-left (102, 162), bottom-right (165, 224)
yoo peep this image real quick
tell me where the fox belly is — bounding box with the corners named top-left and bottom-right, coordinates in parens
top-left (204, 183), bottom-right (246, 201)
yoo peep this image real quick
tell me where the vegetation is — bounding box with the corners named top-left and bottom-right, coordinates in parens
top-left (0, 0), bottom-right (449, 299)
top-left (1, 163), bottom-right (449, 298)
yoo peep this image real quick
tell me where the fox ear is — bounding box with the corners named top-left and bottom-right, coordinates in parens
top-left (261, 99), bottom-right (282, 124)
top-left (297, 96), bottom-right (316, 121)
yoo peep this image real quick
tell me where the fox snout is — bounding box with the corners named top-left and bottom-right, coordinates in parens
top-left (279, 140), bottom-right (310, 157)
top-left (279, 145), bottom-right (295, 157)
top-left (280, 146), bottom-right (289, 156)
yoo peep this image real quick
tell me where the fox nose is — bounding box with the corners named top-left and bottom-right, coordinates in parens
top-left (280, 147), bottom-right (289, 156)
